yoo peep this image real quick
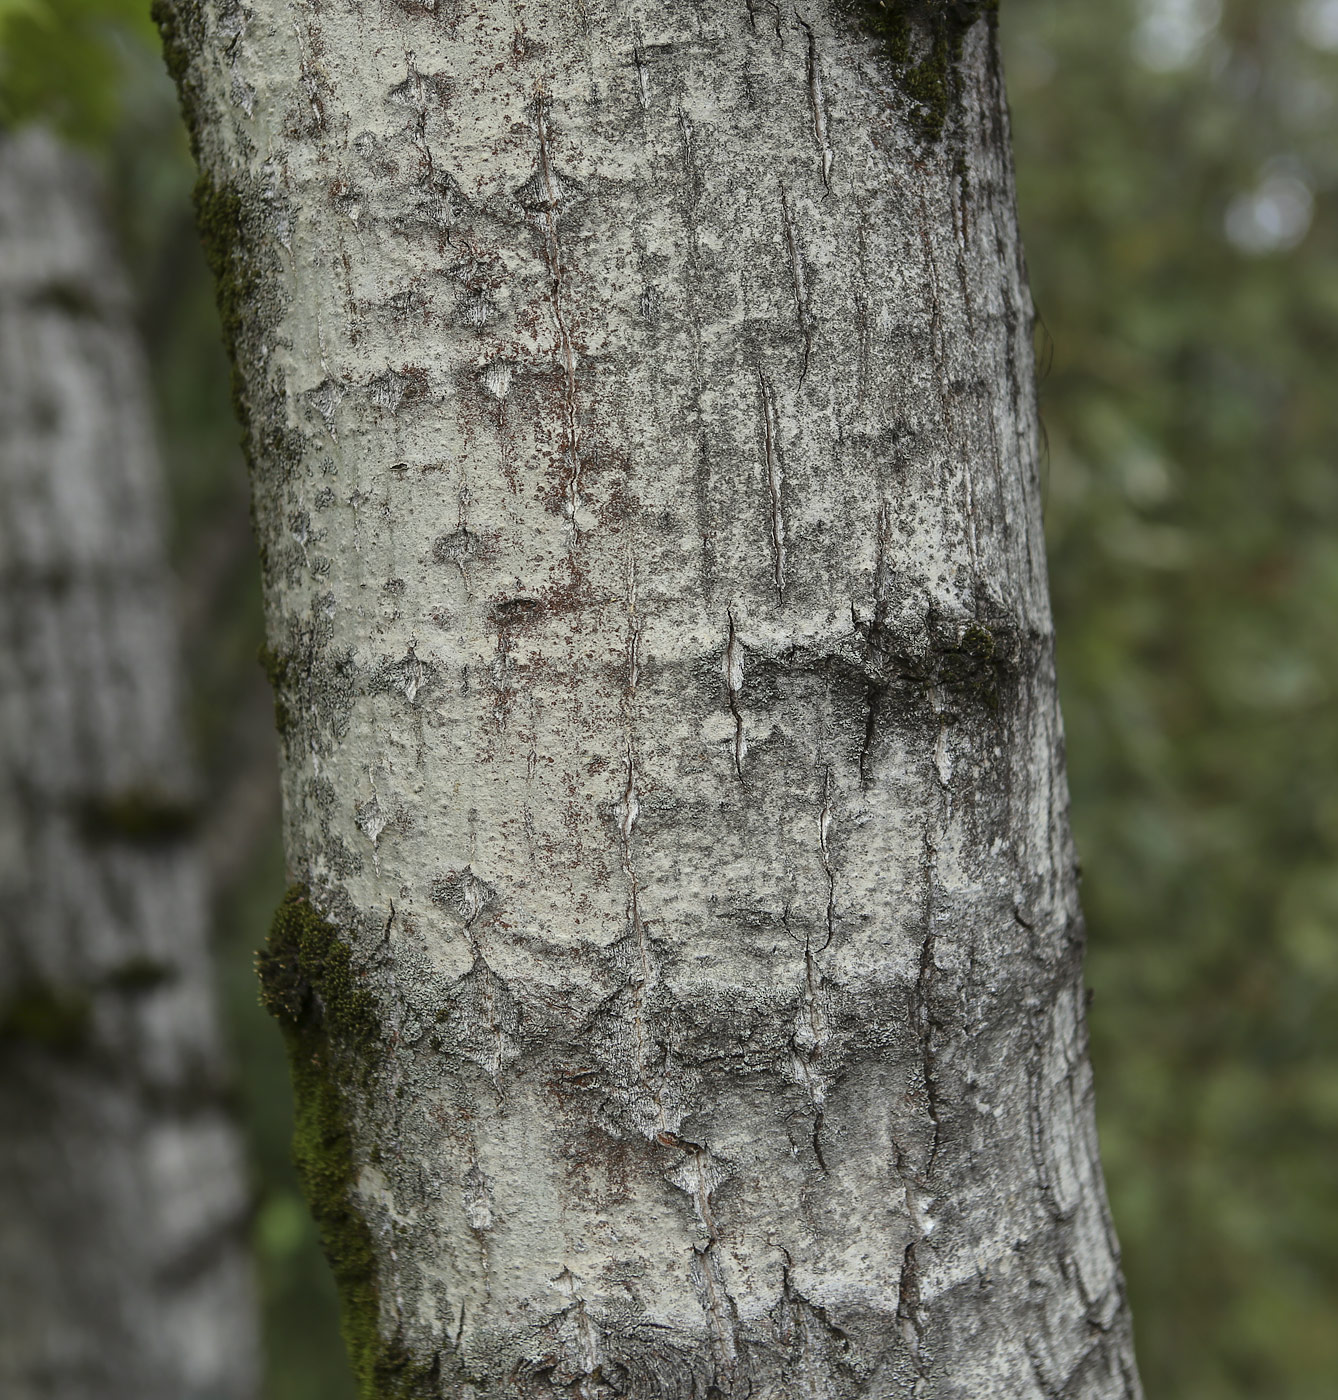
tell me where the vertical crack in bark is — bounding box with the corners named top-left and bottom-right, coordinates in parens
top-left (897, 1237), bottom-right (925, 1368)
top-left (792, 925), bottom-right (830, 1172)
top-left (290, 16), bottom-right (327, 132)
top-left (723, 611), bottom-right (747, 779)
top-left (457, 883), bottom-right (509, 1093)
top-left (378, 901), bottom-right (411, 1329)
top-left (892, 1140), bottom-right (934, 1376)
top-left (757, 371), bottom-right (787, 602)
top-left (695, 1242), bottom-right (741, 1377)
top-left (688, 1143), bottom-right (719, 1244)
top-left (625, 550), bottom-right (645, 700)
top-left (652, 1129), bottom-right (744, 1375)
top-left (617, 562), bottom-right (665, 1136)
top-left (1027, 993), bottom-right (1059, 1225)
top-left (683, 1142), bottom-right (743, 1379)
top-left (447, 481), bottom-right (476, 596)
top-left (492, 621), bottom-right (513, 733)
top-left (917, 836), bottom-right (944, 1177)
top-left (617, 736), bottom-right (663, 1135)
top-left (481, 957), bottom-right (507, 1091)
top-left (854, 288), bottom-right (871, 412)
top-left (917, 187), bottom-right (981, 578)
top-left (779, 186), bottom-right (813, 387)
top-left (859, 503), bottom-right (895, 785)
top-left (620, 558), bottom-right (646, 1109)
top-left (950, 169), bottom-right (975, 332)
top-left (799, 930), bottom-right (830, 1173)
top-left (785, 770), bottom-right (837, 1174)
top-left (798, 17), bottom-right (834, 190)
top-left (397, 56), bottom-right (436, 193)
top-left (534, 92), bottom-right (583, 538)
top-left (932, 713), bottom-right (954, 789)
top-left (617, 736), bottom-right (640, 850)
top-left (818, 766), bottom-right (836, 953)
top-left (677, 105), bottom-right (713, 602)
top-left (916, 190), bottom-right (954, 436)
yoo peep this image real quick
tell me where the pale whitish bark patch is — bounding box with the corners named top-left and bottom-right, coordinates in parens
top-left (163, 2), bottom-right (1141, 1395)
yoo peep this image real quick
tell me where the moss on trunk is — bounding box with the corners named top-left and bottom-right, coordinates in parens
top-left (842, 0), bottom-right (998, 141)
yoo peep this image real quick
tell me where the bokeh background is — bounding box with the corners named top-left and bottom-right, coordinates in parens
top-left (2, 1), bottom-right (1335, 1395)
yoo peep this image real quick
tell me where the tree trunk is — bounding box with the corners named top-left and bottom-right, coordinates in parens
top-left (158, 2), bottom-right (1141, 1395)
top-left (0, 127), bottom-right (260, 1400)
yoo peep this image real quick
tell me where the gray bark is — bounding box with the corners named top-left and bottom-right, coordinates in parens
top-left (0, 127), bottom-right (260, 1400)
top-left (159, 2), bottom-right (1141, 1395)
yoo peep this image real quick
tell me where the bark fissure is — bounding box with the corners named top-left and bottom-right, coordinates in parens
top-left (530, 95), bottom-right (585, 538)
top-left (757, 369), bottom-right (787, 602)
top-left (724, 610), bottom-right (748, 781)
top-left (779, 185), bottom-right (813, 386)
top-left (800, 17), bottom-right (836, 190)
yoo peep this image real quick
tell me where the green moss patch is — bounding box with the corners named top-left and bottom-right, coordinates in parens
top-left (259, 887), bottom-right (438, 1399)
top-left (935, 621), bottom-right (1005, 712)
top-left (843, 0), bottom-right (998, 141)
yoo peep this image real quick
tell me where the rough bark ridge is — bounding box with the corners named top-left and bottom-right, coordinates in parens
top-left (159, 2), bottom-right (1140, 1395)
top-left (0, 128), bottom-right (260, 1400)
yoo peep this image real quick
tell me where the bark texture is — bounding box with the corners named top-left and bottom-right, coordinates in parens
top-left (160, 2), bottom-right (1141, 1395)
top-left (0, 127), bottom-right (260, 1400)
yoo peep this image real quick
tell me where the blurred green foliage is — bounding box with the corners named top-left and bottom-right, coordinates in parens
top-left (1004, 2), bottom-right (1338, 1394)
top-left (0, 0), bottom-right (155, 140)
top-left (3, 1), bottom-right (1335, 1396)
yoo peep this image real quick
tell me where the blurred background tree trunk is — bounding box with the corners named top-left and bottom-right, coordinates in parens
top-left (0, 126), bottom-right (260, 1400)
top-left (161, 3), bottom-right (1142, 1396)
